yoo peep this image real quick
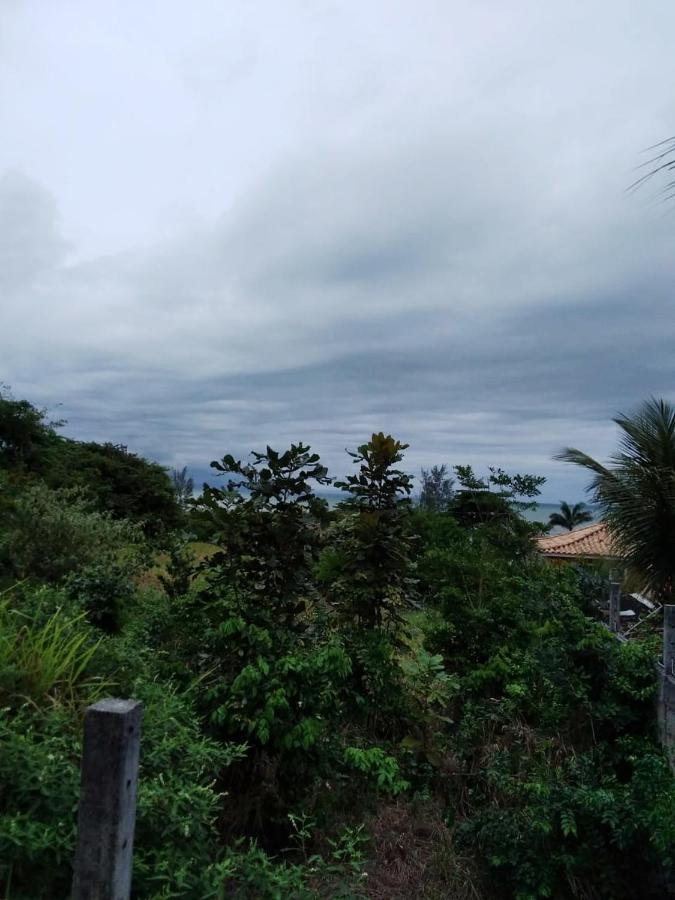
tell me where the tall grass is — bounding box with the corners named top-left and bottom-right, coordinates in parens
top-left (0, 591), bottom-right (107, 708)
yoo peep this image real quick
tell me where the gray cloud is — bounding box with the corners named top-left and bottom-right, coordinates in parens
top-left (0, 171), bottom-right (68, 292)
top-left (1, 1), bottom-right (675, 501)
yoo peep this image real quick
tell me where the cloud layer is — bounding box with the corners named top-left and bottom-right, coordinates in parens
top-left (2, 1), bottom-right (674, 498)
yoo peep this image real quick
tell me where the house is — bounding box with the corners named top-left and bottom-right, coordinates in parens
top-left (536, 521), bottom-right (619, 563)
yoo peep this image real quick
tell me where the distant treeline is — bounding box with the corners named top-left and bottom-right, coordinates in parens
top-left (0, 388), bottom-right (181, 533)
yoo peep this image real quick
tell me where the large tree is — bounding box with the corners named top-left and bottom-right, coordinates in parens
top-left (557, 398), bottom-right (675, 598)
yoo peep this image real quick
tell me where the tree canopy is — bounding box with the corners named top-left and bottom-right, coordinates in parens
top-left (0, 388), bottom-right (180, 533)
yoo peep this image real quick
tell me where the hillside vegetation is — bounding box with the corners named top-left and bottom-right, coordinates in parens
top-left (1, 389), bottom-right (674, 899)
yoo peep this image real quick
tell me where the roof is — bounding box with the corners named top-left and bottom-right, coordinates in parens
top-left (536, 522), bottom-right (620, 560)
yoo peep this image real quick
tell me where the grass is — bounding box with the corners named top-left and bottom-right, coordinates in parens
top-left (0, 592), bottom-right (107, 708)
top-left (136, 541), bottom-right (219, 591)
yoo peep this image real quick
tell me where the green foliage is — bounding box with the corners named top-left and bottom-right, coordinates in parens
top-left (219, 813), bottom-right (368, 898)
top-left (200, 591), bottom-right (352, 752)
top-left (0, 586), bottom-right (248, 899)
top-left (156, 533), bottom-right (197, 599)
top-left (558, 397), bottom-right (675, 597)
top-left (458, 738), bottom-right (675, 899)
top-left (0, 592), bottom-right (105, 710)
top-left (2, 422), bottom-right (675, 899)
top-left (441, 562), bottom-right (672, 897)
top-left (48, 440), bottom-right (182, 534)
top-left (130, 678), bottom-right (248, 898)
top-left (0, 388), bottom-right (181, 534)
top-left (0, 705), bottom-right (80, 898)
top-left (419, 523), bottom-right (546, 670)
top-left (223, 829), bottom-right (368, 899)
top-left (0, 387), bottom-right (62, 471)
top-left (64, 561), bottom-right (136, 633)
top-left (449, 465), bottom-right (545, 559)
top-left (223, 842), bottom-right (317, 899)
top-left (327, 433), bottom-right (417, 629)
top-left (336, 432), bottom-right (412, 509)
top-left (343, 746), bottom-right (410, 795)
top-left (340, 627), bottom-right (409, 730)
top-left (398, 647), bottom-right (458, 720)
top-left (157, 578), bottom-right (355, 832)
top-left (158, 446), bottom-right (357, 832)
top-left (197, 443), bottom-right (330, 627)
top-left (0, 482), bottom-right (142, 583)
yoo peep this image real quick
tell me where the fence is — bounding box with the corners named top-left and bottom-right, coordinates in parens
top-left (606, 580), bottom-right (675, 767)
top-left (657, 606), bottom-right (675, 767)
top-left (72, 698), bottom-right (143, 900)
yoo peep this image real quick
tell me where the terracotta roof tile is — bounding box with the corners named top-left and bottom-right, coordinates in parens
top-left (537, 522), bottom-right (619, 559)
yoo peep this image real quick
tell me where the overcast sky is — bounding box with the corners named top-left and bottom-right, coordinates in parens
top-left (1, 1), bottom-right (674, 499)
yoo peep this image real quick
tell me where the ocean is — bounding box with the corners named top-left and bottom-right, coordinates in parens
top-left (316, 491), bottom-right (597, 525)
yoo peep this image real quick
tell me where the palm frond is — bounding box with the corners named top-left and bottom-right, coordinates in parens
top-left (557, 399), bottom-right (675, 598)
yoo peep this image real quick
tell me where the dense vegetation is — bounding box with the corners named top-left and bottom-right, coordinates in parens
top-left (1, 390), bottom-right (674, 899)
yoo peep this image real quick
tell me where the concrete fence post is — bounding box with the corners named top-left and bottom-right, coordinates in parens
top-left (72, 698), bottom-right (143, 900)
top-left (664, 605), bottom-right (675, 676)
top-left (608, 581), bottom-right (621, 633)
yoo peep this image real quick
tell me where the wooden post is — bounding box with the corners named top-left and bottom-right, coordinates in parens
top-left (664, 605), bottom-right (675, 676)
top-left (72, 698), bottom-right (143, 900)
top-left (608, 581), bottom-right (621, 633)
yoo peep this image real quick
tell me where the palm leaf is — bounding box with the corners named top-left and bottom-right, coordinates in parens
top-left (556, 399), bottom-right (675, 598)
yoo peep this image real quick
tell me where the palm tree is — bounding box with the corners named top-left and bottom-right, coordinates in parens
top-left (548, 501), bottom-right (593, 532)
top-left (556, 398), bottom-right (675, 599)
top-left (629, 137), bottom-right (675, 202)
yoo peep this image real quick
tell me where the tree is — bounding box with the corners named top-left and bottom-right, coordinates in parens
top-left (418, 464), bottom-right (454, 513)
top-left (196, 443), bottom-right (331, 627)
top-left (171, 466), bottom-right (194, 509)
top-left (557, 398), bottom-right (675, 598)
top-left (450, 465), bottom-right (544, 527)
top-left (53, 441), bottom-right (181, 534)
top-left (0, 387), bottom-right (62, 470)
top-left (548, 501), bottom-right (593, 532)
top-left (449, 465), bottom-right (546, 559)
top-left (328, 433), bottom-right (416, 628)
top-left (0, 388), bottom-right (180, 534)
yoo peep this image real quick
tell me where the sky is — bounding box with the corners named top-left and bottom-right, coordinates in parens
top-left (1, 0), bottom-right (674, 500)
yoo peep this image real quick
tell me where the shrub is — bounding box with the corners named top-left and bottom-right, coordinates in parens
top-left (64, 562), bottom-right (136, 633)
top-left (1, 483), bottom-right (141, 583)
top-left (0, 705), bottom-right (80, 898)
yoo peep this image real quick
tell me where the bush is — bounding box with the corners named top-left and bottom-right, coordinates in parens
top-left (1, 483), bottom-right (141, 583)
top-left (64, 562), bottom-right (136, 633)
top-left (0, 587), bottom-right (249, 899)
top-left (0, 705), bottom-right (80, 898)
